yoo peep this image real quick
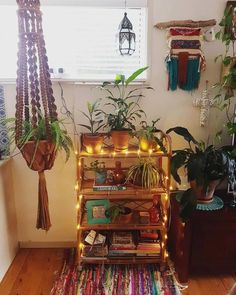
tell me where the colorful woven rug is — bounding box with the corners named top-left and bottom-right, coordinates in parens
top-left (51, 250), bottom-right (181, 295)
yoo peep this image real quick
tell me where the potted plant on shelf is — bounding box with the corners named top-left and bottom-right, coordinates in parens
top-left (134, 119), bottom-right (167, 153)
top-left (100, 67), bottom-right (151, 151)
top-left (105, 205), bottom-right (133, 224)
top-left (126, 158), bottom-right (163, 190)
top-left (79, 100), bottom-right (104, 154)
top-left (89, 160), bottom-right (107, 185)
top-left (167, 126), bottom-right (236, 220)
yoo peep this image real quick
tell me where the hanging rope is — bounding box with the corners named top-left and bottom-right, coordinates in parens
top-left (15, 0), bottom-right (58, 231)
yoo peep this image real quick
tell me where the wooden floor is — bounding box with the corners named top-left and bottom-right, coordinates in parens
top-left (0, 248), bottom-right (235, 295)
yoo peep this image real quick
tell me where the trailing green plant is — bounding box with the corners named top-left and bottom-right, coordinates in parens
top-left (4, 117), bottom-right (73, 161)
top-left (105, 205), bottom-right (131, 222)
top-left (100, 67), bottom-right (152, 131)
top-left (214, 4), bottom-right (236, 136)
top-left (135, 119), bottom-right (167, 153)
top-left (78, 100), bottom-right (104, 134)
top-left (126, 158), bottom-right (162, 190)
top-left (167, 126), bottom-right (236, 220)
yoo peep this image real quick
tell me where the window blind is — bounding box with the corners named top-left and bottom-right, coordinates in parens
top-left (0, 4), bottom-right (147, 82)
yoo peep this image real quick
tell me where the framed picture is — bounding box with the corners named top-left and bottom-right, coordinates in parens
top-left (86, 199), bottom-right (110, 224)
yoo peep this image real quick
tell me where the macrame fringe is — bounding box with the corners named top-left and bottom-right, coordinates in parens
top-left (36, 171), bottom-right (51, 231)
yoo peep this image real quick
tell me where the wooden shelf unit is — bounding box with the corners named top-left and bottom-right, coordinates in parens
top-left (76, 133), bottom-right (172, 267)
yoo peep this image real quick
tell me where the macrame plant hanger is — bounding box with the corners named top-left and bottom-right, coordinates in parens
top-left (15, 0), bottom-right (58, 231)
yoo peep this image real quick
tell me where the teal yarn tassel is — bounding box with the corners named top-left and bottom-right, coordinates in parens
top-left (182, 58), bottom-right (200, 91)
top-left (166, 57), bottom-right (178, 91)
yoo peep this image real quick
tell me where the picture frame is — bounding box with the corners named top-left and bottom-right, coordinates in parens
top-left (86, 199), bottom-right (110, 224)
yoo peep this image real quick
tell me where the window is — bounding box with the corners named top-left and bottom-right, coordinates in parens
top-left (0, 2), bottom-right (147, 82)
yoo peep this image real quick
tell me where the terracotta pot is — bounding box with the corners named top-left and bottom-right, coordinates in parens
top-left (111, 130), bottom-right (130, 151)
top-left (139, 131), bottom-right (165, 152)
top-left (190, 180), bottom-right (219, 204)
top-left (115, 207), bottom-right (133, 224)
top-left (139, 137), bottom-right (158, 152)
top-left (83, 133), bottom-right (103, 154)
top-left (20, 140), bottom-right (56, 171)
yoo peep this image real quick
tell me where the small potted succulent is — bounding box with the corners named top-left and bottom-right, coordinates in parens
top-left (105, 205), bottom-right (133, 224)
top-left (135, 119), bottom-right (166, 153)
top-left (89, 160), bottom-right (107, 185)
top-left (126, 158), bottom-right (163, 190)
top-left (167, 126), bottom-right (236, 220)
top-left (79, 100), bottom-right (104, 154)
top-left (100, 67), bottom-right (151, 151)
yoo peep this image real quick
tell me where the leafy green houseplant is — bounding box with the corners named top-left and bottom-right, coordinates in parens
top-left (79, 100), bottom-right (104, 154)
top-left (89, 160), bottom-right (107, 185)
top-left (100, 67), bottom-right (151, 151)
top-left (135, 119), bottom-right (167, 153)
top-left (6, 117), bottom-right (73, 164)
top-left (105, 205), bottom-right (133, 223)
top-left (126, 158), bottom-right (162, 190)
top-left (167, 126), bottom-right (235, 220)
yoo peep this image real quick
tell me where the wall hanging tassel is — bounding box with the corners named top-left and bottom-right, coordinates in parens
top-left (15, 0), bottom-right (58, 231)
top-left (158, 21), bottom-right (215, 91)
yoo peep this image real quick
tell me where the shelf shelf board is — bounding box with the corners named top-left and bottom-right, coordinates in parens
top-left (79, 146), bottom-right (171, 159)
top-left (80, 211), bottom-right (164, 231)
top-left (81, 256), bottom-right (161, 264)
top-left (80, 180), bottom-right (168, 198)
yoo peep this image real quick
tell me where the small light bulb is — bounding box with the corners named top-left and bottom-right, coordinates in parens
top-left (112, 151), bottom-right (116, 157)
top-left (78, 161), bottom-right (81, 167)
top-left (77, 224), bottom-right (80, 230)
top-left (165, 252), bottom-right (169, 258)
top-left (74, 150), bottom-right (78, 155)
top-left (165, 194), bottom-right (168, 201)
top-left (148, 149), bottom-right (153, 155)
top-left (76, 203), bottom-right (80, 210)
top-left (165, 234), bottom-right (168, 240)
top-left (125, 150), bottom-right (129, 155)
top-left (164, 215), bottom-right (167, 222)
top-left (79, 243), bottom-right (84, 249)
top-left (101, 149), bottom-right (104, 154)
top-left (79, 194), bottom-right (83, 200)
top-left (74, 183), bottom-right (79, 191)
top-left (169, 186), bottom-right (173, 190)
top-left (165, 176), bottom-right (169, 180)
top-left (137, 149), bottom-right (140, 155)
top-left (162, 242), bottom-right (164, 248)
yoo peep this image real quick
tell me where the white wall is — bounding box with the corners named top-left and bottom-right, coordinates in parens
top-left (0, 160), bottom-right (18, 281)
top-left (3, 0), bottom-right (232, 244)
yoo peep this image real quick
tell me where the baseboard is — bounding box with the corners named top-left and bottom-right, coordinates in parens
top-left (19, 241), bottom-right (77, 248)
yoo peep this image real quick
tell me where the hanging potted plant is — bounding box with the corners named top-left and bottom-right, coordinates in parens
top-left (167, 126), bottom-right (236, 220)
top-left (79, 100), bottom-right (105, 154)
top-left (13, 0), bottom-right (73, 231)
top-left (126, 158), bottom-right (163, 190)
top-left (100, 67), bottom-right (151, 151)
top-left (134, 119), bottom-right (167, 153)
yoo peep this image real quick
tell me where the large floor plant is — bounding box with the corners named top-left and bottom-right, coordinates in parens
top-left (167, 126), bottom-right (235, 220)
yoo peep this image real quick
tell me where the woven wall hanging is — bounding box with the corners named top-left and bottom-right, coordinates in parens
top-left (15, 0), bottom-right (58, 231)
top-left (155, 19), bottom-right (216, 91)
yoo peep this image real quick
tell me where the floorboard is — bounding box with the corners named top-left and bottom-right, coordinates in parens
top-left (0, 248), bottom-right (235, 294)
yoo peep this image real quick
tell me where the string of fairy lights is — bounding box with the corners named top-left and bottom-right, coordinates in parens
top-left (74, 147), bottom-right (173, 260)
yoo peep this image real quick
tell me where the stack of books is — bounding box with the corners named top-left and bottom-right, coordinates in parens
top-left (136, 230), bottom-right (161, 257)
top-left (109, 231), bottom-right (136, 257)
